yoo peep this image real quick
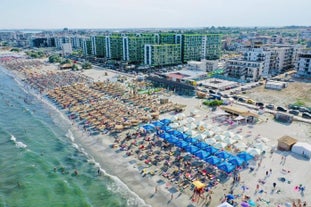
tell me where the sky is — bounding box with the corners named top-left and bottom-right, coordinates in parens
top-left (1, 0), bottom-right (311, 29)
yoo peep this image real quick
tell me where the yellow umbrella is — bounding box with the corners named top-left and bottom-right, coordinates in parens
top-left (192, 180), bottom-right (206, 189)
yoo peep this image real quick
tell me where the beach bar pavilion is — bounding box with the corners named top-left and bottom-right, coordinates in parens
top-left (277, 135), bottom-right (297, 151)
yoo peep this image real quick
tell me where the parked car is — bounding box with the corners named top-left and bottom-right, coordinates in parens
top-left (222, 94), bottom-right (230, 98)
top-left (289, 110), bottom-right (299, 116)
top-left (256, 102), bottom-right (265, 107)
top-left (209, 89), bottom-right (216, 94)
top-left (238, 97), bottom-right (246, 103)
top-left (265, 104), bottom-right (275, 110)
top-left (288, 104), bottom-right (300, 110)
top-left (277, 106), bottom-right (287, 112)
top-left (302, 113), bottom-right (311, 119)
top-left (232, 95), bottom-right (239, 100)
top-left (246, 99), bottom-right (256, 105)
top-left (299, 107), bottom-right (311, 113)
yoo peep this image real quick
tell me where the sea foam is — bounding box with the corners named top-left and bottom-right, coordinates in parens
top-left (10, 134), bottom-right (27, 149)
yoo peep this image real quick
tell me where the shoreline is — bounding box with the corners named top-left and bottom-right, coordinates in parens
top-left (1, 52), bottom-right (311, 206)
top-left (0, 63), bottom-right (193, 207)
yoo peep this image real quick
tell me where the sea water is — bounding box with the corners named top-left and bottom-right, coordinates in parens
top-left (0, 66), bottom-right (148, 207)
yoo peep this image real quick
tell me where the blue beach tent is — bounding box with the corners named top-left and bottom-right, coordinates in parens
top-left (143, 124), bottom-right (156, 132)
top-left (215, 151), bottom-right (232, 160)
top-left (151, 121), bottom-right (163, 127)
top-left (205, 146), bottom-right (219, 154)
top-left (160, 119), bottom-right (171, 125)
top-left (161, 125), bottom-right (172, 132)
top-left (159, 132), bottom-right (171, 140)
top-left (204, 156), bottom-right (221, 165)
top-left (176, 132), bottom-right (188, 140)
top-left (184, 145), bottom-right (200, 154)
top-left (176, 140), bottom-right (189, 148)
top-left (227, 156), bottom-right (245, 166)
top-left (237, 151), bottom-right (254, 162)
top-left (167, 136), bottom-right (179, 145)
top-left (184, 137), bottom-right (199, 144)
top-left (217, 162), bottom-right (236, 173)
top-left (195, 142), bottom-right (210, 150)
top-left (195, 150), bottom-right (210, 160)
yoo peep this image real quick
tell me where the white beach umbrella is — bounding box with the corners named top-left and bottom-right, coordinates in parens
top-left (223, 131), bottom-right (234, 138)
top-left (179, 119), bottom-right (188, 126)
top-left (213, 127), bottom-right (223, 133)
top-left (177, 113), bottom-right (186, 120)
top-left (260, 137), bottom-right (270, 143)
top-left (214, 134), bottom-right (225, 141)
top-left (190, 109), bottom-right (200, 116)
top-left (214, 142), bottom-right (227, 149)
top-left (223, 137), bottom-right (236, 145)
top-left (170, 123), bottom-right (179, 129)
top-left (247, 148), bottom-right (261, 156)
top-left (170, 115), bottom-right (178, 122)
top-left (234, 142), bottom-right (248, 151)
top-left (205, 138), bottom-right (217, 145)
top-left (186, 117), bottom-right (195, 123)
top-left (185, 129), bottom-right (197, 137)
top-left (254, 143), bottom-right (267, 151)
top-left (178, 126), bottom-right (189, 132)
top-left (194, 134), bottom-right (206, 141)
top-left (232, 134), bottom-right (243, 140)
top-left (196, 121), bottom-right (205, 127)
top-left (204, 130), bottom-right (215, 138)
top-left (187, 122), bottom-right (197, 129)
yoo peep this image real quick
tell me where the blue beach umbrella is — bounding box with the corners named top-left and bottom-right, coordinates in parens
top-left (143, 124), bottom-right (155, 132)
top-left (194, 150), bottom-right (210, 160)
top-left (151, 121), bottom-right (163, 127)
top-left (215, 151), bottom-right (232, 160)
top-left (226, 194), bottom-right (235, 200)
top-left (184, 137), bottom-right (198, 144)
top-left (228, 156), bottom-right (245, 166)
top-left (176, 140), bottom-right (188, 148)
top-left (176, 133), bottom-right (188, 140)
top-left (168, 130), bottom-right (181, 136)
top-left (205, 146), bottom-right (218, 154)
top-left (184, 145), bottom-right (200, 154)
top-left (204, 156), bottom-right (221, 165)
top-left (195, 142), bottom-right (210, 150)
top-left (217, 162), bottom-right (236, 173)
top-left (237, 151), bottom-right (254, 162)
top-left (159, 132), bottom-right (171, 140)
top-left (167, 136), bottom-right (179, 144)
top-left (160, 119), bottom-right (171, 125)
top-left (161, 125), bottom-right (172, 132)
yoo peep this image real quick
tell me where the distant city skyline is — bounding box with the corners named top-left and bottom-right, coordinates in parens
top-left (1, 0), bottom-right (311, 29)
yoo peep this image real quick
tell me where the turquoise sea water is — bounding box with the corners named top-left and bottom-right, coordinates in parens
top-left (0, 66), bottom-right (146, 207)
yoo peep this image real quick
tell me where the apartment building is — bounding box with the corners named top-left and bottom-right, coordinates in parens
top-left (122, 34), bottom-right (156, 63)
top-left (296, 50), bottom-right (311, 78)
top-left (225, 59), bottom-right (264, 82)
top-left (144, 44), bottom-right (182, 66)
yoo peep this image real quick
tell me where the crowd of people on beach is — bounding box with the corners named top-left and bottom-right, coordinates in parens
top-left (1, 54), bottom-right (309, 207)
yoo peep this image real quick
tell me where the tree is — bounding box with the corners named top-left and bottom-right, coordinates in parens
top-left (72, 64), bottom-right (79, 71)
top-left (82, 62), bottom-right (92, 69)
top-left (61, 59), bottom-right (72, 65)
top-left (48, 55), bottom-right (62, 63)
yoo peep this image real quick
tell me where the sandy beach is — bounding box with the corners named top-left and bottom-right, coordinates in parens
top-left (1, 51), bottom-right (311, 207)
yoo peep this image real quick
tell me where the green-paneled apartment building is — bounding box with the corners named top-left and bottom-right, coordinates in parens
top-left (144, 44), bottom-right (182, 66)
top-left (123, 34), bottom-right (157, 64)
top-left (82, 39), bottom-right (92, 56)
top-left (87, 33), bottom-right (221, 67)
top-left (205, 34), bottom-right (222, 60)
top-left (91, 36), bottom-right (106, 58)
